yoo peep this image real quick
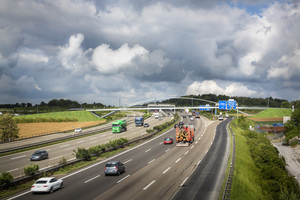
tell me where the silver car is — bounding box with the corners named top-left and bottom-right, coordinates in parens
top-left (104, 161), bottom-right (125, 176)
top-left (30, 150), bottom-right (49, 161)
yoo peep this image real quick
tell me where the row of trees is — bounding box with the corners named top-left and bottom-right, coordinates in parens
top-left (161, 94), bottom-right (300, 108)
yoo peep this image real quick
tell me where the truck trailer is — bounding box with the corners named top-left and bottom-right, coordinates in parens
top-left (112, 120), bottom-right (127, 133)
top-left (135, 117), bottom-right (144, 126)
top-left (176, 125), bottom-right (195, 147)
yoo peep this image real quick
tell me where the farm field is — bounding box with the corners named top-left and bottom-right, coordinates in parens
top-left (17, 121), bottom-right (105, 138)
top-left (14, 110), bottom-right (103, 121)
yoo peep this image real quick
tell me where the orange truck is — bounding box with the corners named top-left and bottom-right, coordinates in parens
top-left (176, 125), bottom-right (195, 147)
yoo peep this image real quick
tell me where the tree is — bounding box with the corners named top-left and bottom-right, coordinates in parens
top-left (0, 114), bottom-right (20, 142)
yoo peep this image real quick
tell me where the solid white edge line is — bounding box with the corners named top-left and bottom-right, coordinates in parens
top-left (180, 177), bottom-right (189, 187)
top-left (143, 180), bottom-right (156, 190)
top-left (117, 174), bottom-right (130, 183)
top-left (84, 175), bottom-right (100, 183)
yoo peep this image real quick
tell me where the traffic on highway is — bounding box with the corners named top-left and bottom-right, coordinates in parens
top-left (4, 112), bottom-right (230, 200)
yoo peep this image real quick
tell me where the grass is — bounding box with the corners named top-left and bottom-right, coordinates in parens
top-left (230, 119), bottom-right (265, 200)
top-left (253, 108), bottom-right (292, 118)
top-left (14, 110), bottom-right (103, 122)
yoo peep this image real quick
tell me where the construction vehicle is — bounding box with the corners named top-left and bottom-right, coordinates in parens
top-left (195, 111), bottom-right (200, 118)
top-left (176, 125), bottom-right (195, 147)
top-left (135, 117), bottom-right (144, 126)
top-left (112, 120), bottom-right (127, 133)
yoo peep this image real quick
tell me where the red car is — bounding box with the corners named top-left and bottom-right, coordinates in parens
top-left (164, 137), bottom-right (173, 144)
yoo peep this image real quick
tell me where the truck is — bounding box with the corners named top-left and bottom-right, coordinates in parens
top-left (135, 117), bottom-right (144, 126)
top-left (154, 113), bottom-right (159, 119)
top-left (195, 111), bottom-right (200, 118)
top-left (112, 120), bottom-right (127, 133)
top-left (218, 115), bottom-right (224, 121)
top-left (176, 125), bottom-right (195, 147)
top-left (192, 110), bottom-right (196, 116)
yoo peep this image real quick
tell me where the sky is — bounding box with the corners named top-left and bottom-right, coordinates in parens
top-left (1, 0), bottom-right (300, 106)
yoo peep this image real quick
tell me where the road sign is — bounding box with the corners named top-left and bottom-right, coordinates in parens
top-left (227, 100), bottom-right (236, 109)
top-left (219, 101), bottom-right (227, 109)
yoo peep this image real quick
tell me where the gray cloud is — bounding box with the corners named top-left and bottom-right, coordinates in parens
top-left (0, 0), bottom-right (299, 106)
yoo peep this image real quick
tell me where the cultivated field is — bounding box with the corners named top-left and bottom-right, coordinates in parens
top-left (17, 121), bottom-right (105, 138)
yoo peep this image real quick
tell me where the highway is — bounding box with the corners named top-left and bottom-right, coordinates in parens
top-left (0, 113), bottom-right (169, 178)
top-left (7, 116), bottom-right (230, 200)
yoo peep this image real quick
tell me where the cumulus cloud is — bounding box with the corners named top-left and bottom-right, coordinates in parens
top-left (0, 0), bottom-right (300, 105)
top-left (186, 80), bottom-right (257, 97)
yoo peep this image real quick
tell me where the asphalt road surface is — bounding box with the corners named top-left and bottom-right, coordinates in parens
top-left (0, 114), bottom-right (170, 178)
top-left (7, 116), bottom-right (230, 200)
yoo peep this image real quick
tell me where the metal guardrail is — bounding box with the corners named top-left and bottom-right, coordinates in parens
top-left (222, 118), bottom-right (235, 200)
top-left (0, 129), bottom-right (160, 192)
top-left (0, 126), bottom-right (111, 154)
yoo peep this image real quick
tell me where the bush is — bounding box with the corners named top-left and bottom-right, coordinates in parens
top-left (59, 157), bottom-right (67, 165)
top-left (73, 147), bottom-right (91, 161)
top-left (0, 172), bottom-right (13, 186)
top-left (24, 164), bottom-right (39, 176)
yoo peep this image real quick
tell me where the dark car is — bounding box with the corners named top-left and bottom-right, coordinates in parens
top-left (104, 161), bottom-right (125, 176)
top-left (144, 123), bottom-right (149, 127)
top-left (182, 115), bottom-right (186, 118)
top-left (179, 122), bottom-right (184, 126)
top-left (164, 137), bottom-right (173, 144)
top-left (174, 124), bottom-right (179, 128)
top-left (30, 150), bottom-right (49, 161)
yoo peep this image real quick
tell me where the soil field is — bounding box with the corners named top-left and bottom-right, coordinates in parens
top-left (17, 120), bottom-right (105, 138)
top-left (248, 117), bottom-right (283, 122)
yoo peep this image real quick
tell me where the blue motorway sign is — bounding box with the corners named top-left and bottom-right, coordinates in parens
top-left (227, 100), bottom-right (236, 109)
top-left (205, 104), bottom-right (211, 111)
top-left (219, 101), bottom-right (227, 109)
top-left (199, 105), bottom-right (205, 111)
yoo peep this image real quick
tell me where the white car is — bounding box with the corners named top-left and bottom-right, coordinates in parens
top-left (31, 177), bottom-right (63, 194)
top-left (190, 117), bottom-right (194, 121)
top-left (75, 128), bottom-right (82, 133)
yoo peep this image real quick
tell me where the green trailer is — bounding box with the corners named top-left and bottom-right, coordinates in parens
top-left (112, 120), bottom-right (127, 133)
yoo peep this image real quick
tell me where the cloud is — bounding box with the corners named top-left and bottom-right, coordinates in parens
top-left (0, 0), bottom-right (300, 105)
top-left (186, 80), bottom-right (257, 97)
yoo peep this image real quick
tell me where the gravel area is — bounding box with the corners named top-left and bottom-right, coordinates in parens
top-left (273, 143), bottom-right (300, 185)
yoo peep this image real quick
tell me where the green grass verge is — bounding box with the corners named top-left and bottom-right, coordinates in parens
top-left (230, 119), bottom-right (265, 200)
top-left (14, 110), bottom-right (103, 122)
top-left (253, 108), bottom-right (292, 118)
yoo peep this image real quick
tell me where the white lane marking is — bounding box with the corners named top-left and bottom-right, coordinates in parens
top-left (175, 158), bottom-right (182, 163)
top-left (40, 165), bottom-right (54, 171)
top-left (180, 177), bottom-right (189, 187)
top-left (162, 167), bottom-right (171, 174)
top-left (117, 175), bottom-right (130, 183)
top-left (124, 159), bottom-right (132, 164)
top-left (76, 141), bottom-right (85, 144)
top-left (60, 144), bottom-right (70, 148)
top-left (7, 168), bottom-right (19, 173)
top-left (197, 159), bottom-right (202, 166)
top-left (49, 155), bottom-right (62, 160)
top-left (11, 155), bottom-right (26, 160)
top-left (90, 141), bottom-right (97, 144)
top-left (165, 148), bottom-right (170, 153)
top-left (195, 141), bottom-right (198, 144)
top-left (90, 137), bottom-right (96, 140)
top-left (84, 175), bottom-right (100, 183)
top-left (67, 157), bottom-right (76, 162)
top-left (191, 145), bottom-right (194, 149)
top-left (148, 159), bottom-right (155, 164)
top-left (159, 142), bottom-right (163, 145)
top-left (143, 180), bottom-right (156, 190)
top-left (65, 147), bottom-right (74, 151)
top-left (184, 151), bottom-right (189, 155)
top-left (145, 149), bottom-right (151, 153)
top-left (61, 128), bottom-right (174, 181)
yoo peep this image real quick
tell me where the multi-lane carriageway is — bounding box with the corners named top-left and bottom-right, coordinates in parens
top-left (7, 116), bottom-right (230, 200)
